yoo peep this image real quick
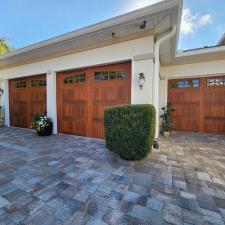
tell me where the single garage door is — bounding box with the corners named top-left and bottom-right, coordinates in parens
top-left (168, 75), bottom-right (225, 134)
top-left (9, 74), bottom-right (47, 128)
top-left (57, 62), bottom-right (131, 138)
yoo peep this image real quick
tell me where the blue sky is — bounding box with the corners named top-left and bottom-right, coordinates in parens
top-left (0, 0), bottom-right (225, 50)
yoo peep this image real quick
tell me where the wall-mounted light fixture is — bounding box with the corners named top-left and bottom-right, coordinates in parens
top-left (140, 20), bottom-right (147, 30)
top-left (0, 88), bottom-right (3, 96)
top-left (138, 73), bottom-right (145, 90)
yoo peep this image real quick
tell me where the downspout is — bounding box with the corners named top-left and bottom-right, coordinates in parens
top-left (153, 25), bottom-right (177, 139)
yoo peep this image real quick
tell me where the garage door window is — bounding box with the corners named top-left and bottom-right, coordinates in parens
top-left (15, 81), bottom-right (27, 89)
top-left (31, 80), bottom-right (47, 87)
top-left (64, 73), bottom-right (86, 84)
top-left (170, 79), bottom-right (199, 88)
top-left (94, 71), bottom-right (125, 81)
top-left (206, 77), bottom-right (225, 87)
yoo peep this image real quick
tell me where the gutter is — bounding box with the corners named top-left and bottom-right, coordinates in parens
top-left (153, 25), bottom-right (177, 138)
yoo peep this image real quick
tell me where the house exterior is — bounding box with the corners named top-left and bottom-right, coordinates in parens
top-left (0, 0), bottom-right (224, 138)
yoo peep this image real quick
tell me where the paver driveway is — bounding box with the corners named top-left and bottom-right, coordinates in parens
top-left (0, 128), bottom-right (225, 225)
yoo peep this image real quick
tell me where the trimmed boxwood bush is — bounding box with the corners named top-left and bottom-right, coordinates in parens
top-left (104, 104), bottom-right (156, 161)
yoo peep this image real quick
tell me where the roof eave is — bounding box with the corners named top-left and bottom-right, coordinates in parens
top-left (0, 0), bottom-right (180, 61)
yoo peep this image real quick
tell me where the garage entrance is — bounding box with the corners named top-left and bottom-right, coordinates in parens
top-left (168, 75), bottom-right (225, 134)
top-left (9, 74), bottom-right (47, 128)
top-left (57, 62), bottom-right (131, 138)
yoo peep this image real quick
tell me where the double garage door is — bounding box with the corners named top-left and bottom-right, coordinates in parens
top-left (9, 62), bottom-right (131, 138)
top-left (9, 74), bottom-right (47, 128)
top-left (168, 75), bottom-right (225, 134)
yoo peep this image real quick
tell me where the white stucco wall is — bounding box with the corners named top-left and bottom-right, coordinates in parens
top-left (0, 35), bottom-right (155, 133)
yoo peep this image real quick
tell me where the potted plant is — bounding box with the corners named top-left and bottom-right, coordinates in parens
top-left (160, 103), bottom-right (175, 137)
top-left (31, 113), bottom-right (53, 136)
top-left (0, 106), bottom-right (4, 128)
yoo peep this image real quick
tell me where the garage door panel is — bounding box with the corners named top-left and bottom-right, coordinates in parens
top-left (92, 120), bottom-right (104, 138)
top-left (73, 102), bottom-right (88, 119)
top-left (169, 76), bottom-right (225, 134)
top-left (205, 90), bottom-right (224, 103)
top-left (60, 120), bottom-right (74, 134)
top-left (74, 120), bottom-right (87, 136)
top-left (9, 75), bottom-right (47, 128)
top-left (93, 87), bottom-right (108, 101)
top-left (204, 119), bottom-right (225, 134)
top-left (63, 88), bottom-right (88, 101)
top-left (204, 105), bottom-right (225, 118)
top-left (57, 62), bottom-right (131, 138)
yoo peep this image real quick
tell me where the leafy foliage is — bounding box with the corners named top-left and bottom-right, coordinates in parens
top-left (160, 103), bottom-right (175, 132)
top-left (104, 104), bottom-right (156, 161)
top-left (0, 37), bottom-right (14, 55)
top-left (0, 106), bottom-right (4, 125)
top-left (31, 112), bottom-right (52, 132)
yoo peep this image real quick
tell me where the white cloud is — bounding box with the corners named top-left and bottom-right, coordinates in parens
top-left (198, 14), bottom-right (212, 26)
top-left (181, 8), bottom-right (213, 35)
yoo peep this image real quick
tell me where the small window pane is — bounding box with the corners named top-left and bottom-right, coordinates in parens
top-left (178, 81), bottom-right (188, 88)
top-left (109, 72), bottom-right (116, 80)
top-left (31, 80), bottom-right (46, 87)
top-left (94, 71), bottom-right (126, 81)
top-left (191, 80), bottom-right (200, 87)
top-left (15, 81), bottom-right (27, 88)
top-left (64, 73), bottom-right (86, 84)
top-left (171, 79), bottom-right (200, 88)
top-left (117, 72), bottom-right (125, 80)
top-left (207, 78), bottom-right (225, 87)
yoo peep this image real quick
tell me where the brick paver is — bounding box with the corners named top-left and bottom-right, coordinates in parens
top-left (0, 128), bottom-right (224, 225)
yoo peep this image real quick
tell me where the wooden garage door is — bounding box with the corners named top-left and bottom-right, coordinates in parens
top-left (57, 62), bottom-right (131, 138)
top-left (168, 75), bottom-right (225, 134)
top-left (9, 75), bottom-right (47, 128)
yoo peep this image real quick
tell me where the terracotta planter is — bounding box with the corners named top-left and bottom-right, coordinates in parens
top-left (36, 123), bottom-right (53, 136)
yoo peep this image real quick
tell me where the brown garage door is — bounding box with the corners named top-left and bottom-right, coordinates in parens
top-left (168, 75), bottom-right (225, 134)
top-left (9, 74), bottom-right (47, 128)
top-left (57, 62), bottom-right (131, 138)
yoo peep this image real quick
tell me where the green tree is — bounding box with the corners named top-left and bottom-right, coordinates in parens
top-left (0, 37), bottom-right (14, 55)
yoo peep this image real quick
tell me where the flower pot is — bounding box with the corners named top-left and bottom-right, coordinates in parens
top-left (163, 131), bottom-right (170, 137)
top-left (36, 122), bottom-right (53, 136)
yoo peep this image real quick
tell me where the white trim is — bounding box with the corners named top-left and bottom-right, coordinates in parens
top-left (47, 71), bottom-right (57, 134)
top-left (1, 80), bottom-right (10, 127)
top-left (176, 45), bottom-right (225, 58)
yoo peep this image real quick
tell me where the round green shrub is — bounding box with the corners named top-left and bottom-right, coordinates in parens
top-left (104, 104), bottom-right (156, 161)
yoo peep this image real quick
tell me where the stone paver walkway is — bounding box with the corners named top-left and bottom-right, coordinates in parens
top-left (0, 128), bottom-right (225, 225)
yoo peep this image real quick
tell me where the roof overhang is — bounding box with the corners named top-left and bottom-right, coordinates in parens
top-left (0, 0), bottom-right (181, 70)
top-left (163, 45), bottom-right (225, 66)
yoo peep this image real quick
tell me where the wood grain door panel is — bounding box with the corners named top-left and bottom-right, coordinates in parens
top-left (168, 75), bottom-right (225, 134)
top-left (9, 75), bottom-right (47, 128)
top-left (57, 61), bottom-right (131, 138)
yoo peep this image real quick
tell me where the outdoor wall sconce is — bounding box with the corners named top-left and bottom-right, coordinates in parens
top-left (140, 20), bottom-right (147, 30)
top-left (138, 73), bottom-right (145, 89)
